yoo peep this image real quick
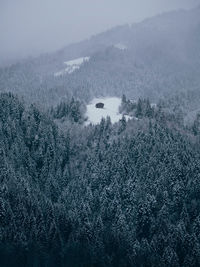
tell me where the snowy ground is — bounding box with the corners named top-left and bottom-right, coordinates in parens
top-left (114, 43), bottom-right (127, 50)
top-left (85, 97), bottom-right (131, 125)
top-left (54, 57), bottom-right (90, 76)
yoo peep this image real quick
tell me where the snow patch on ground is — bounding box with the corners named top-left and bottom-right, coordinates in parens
top-left (85, 97), bottom-right (131, 125)
top-left (114, 43), bottom-right (127, 50)
top-left (151, 103), bottom-right (157, 108)
top-left (64, 57), bottom-right (90, 66)
top-left (54, 57), bottom-right (90, 76)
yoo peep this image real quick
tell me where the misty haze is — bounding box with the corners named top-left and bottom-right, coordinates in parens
top-left (1, 0), bottom-right (200, 266)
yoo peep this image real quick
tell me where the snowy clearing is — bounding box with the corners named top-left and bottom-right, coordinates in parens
top-left (114, 43), bottom-right (127, 50)
top-left (64, 57), bottom-right (90, 66)
top-left (85, 97), bottom-right (131, 125)
top-left (54, 57), bottom-right (90, 76)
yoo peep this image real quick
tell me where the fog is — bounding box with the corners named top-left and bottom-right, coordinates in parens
top-left (0, 0), bottom-right (200, 63)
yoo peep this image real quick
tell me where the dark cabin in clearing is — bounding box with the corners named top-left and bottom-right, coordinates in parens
top-left (95, 102), bottom-right (104, 109)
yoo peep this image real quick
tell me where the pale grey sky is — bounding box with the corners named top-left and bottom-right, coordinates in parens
top-left (0, 0), bottom-right (200, 62)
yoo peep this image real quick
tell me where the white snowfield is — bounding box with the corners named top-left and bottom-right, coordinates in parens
top-left (64, 57), bottom-right (90, 66)
top-left (54, 57), bottom-right (90, 77)
top-left (85, 97), bottom-right (131, 125)
top-left (114, 43), bottom-right (127, 50)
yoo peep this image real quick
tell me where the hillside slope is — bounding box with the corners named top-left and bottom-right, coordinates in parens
top-left (0, 6), bottom-right (200, 108)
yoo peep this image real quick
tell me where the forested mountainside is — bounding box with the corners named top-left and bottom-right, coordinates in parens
top-left (1, 5), bottom-right (200, 267)
top-left (1, 92), bottom-right (200, 267)
top-left (0, 7), bottom-right (200, 112)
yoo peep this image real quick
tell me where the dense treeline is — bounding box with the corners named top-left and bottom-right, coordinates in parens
top-left (50, 98), bottom-right (86, 123)
top-left (119, 95), bottom-right (186, 127)
top-left (1, 92), bottom-right (200, 266)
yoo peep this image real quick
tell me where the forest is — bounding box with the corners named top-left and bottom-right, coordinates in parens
top-left (1, 92), bottom-right (200, 266)
top-left (1, 4), bottom-right (200, 266)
